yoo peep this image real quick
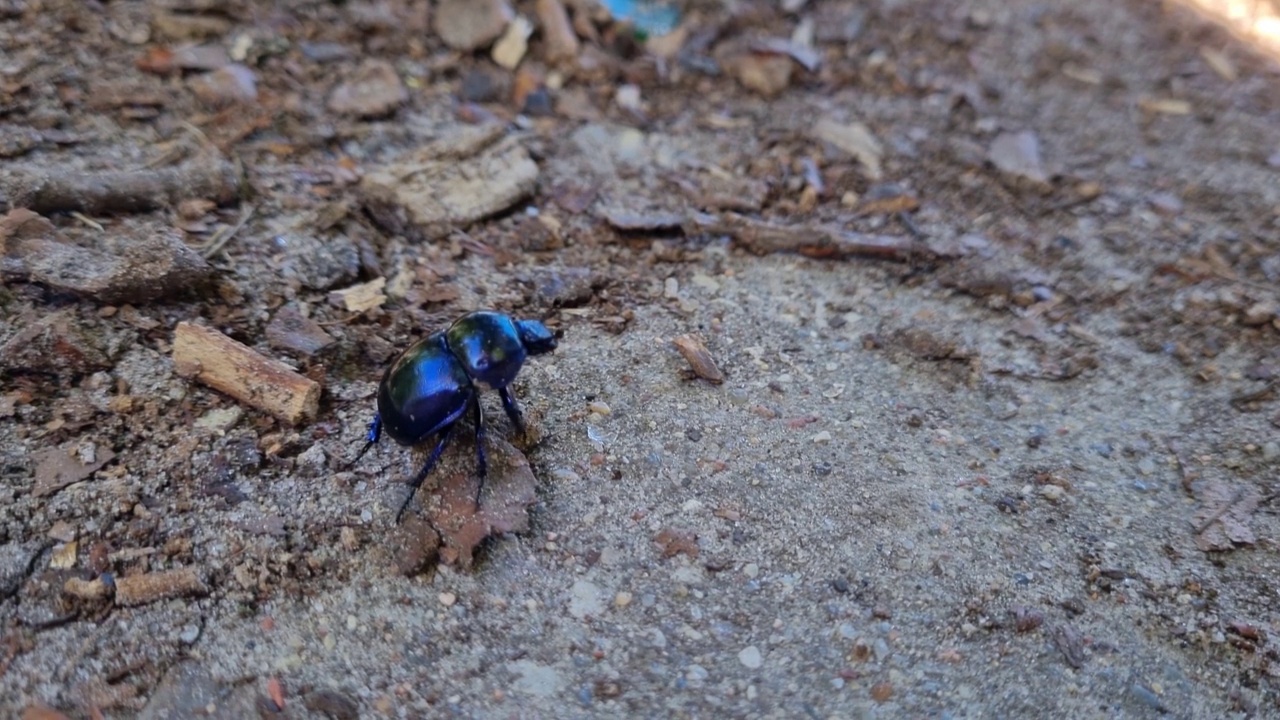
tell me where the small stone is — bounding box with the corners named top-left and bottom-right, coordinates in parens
top-left (614, 591), bottom-right (632, 608)
top-left (438, 592), bottom-right (457, 607)
top-left (615, 84), bottom-right (643, 113)
top-left (989, 130), bottom-right (1048, 185)
top-left (870, 681), bottom-right (893, 702)
top-left (1147, 191), bottom-right (1183, 216)
top-left (188, 64), bottom-right (257, 107)
top-left (1040, 485), bottom-right (1066, 503)
top-left (434, 0), bottom-right (513, 51)
top-left (732, 53), bottom-right (793, 97)
top-left (811, 430), bottom-right (832, 444)
top-left (743, 563), bottom-right (759, 578)
top-left (1136, 456), bottom-right (1157, 476)
top-left (492, 15), bottom-right (532, 69)
top-left (327, 60), bottom-right (407, 118)
top-left (738, 645), bottom-right (763, 669)
top-left (686, 664), bottom-right (709, 682)
top-left (1242, 301), bottom-right (1276, 326)
top-left (568, 580), bottom-right (604, 619)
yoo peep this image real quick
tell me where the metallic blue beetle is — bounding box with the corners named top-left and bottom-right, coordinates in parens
top-left (351, 311), bottom-right (558, 521)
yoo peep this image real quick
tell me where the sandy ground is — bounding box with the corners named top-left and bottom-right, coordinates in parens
top-left (2, 0), bottom-right (1280, 718)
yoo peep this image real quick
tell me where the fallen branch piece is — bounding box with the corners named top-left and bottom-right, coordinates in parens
top-left (688, 213), bottom-right (938, 262)
top-left (113, 567), bottom-right (208, 606)
top-left (173, 322), bottom-right (321, 424)
top-left (1, 209), bottom-right (214, 303)
top-left (1, 156), bottom-right (243, 215)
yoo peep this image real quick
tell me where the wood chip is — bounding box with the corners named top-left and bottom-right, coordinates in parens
top-left (492, 15), bottom-right (532, 70)
top-left (1199, 46), bottom-right (1237, 82)
top-left (172, 322), bottom-right (321, 425)
top-left (1138, 97), bottom-right (1192, 116)
top-left (328, 277), bottom-right (387, 313)
top-left (673, 334), bottom-right (724, 384)
top-left (113, 566), bottom-right (208, 606)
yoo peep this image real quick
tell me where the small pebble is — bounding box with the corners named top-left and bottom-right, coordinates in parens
top-left (686, 664), bottom-right (708, 681)
top-left (438, 592), bottom-right (458, 607)
top-left (1040, 485), bottom-right (1066, 503)
top-left (738, 645), bottom-right (763, 669)
top-left (811, 431), bottom-right (832, 444)
top-left (614, 591), bottom-right (632, 608)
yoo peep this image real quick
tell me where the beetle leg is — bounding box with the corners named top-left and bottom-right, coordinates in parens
top-left (472, 395), bottom-right (487, 508)
top-left (395, 422), bottom-right (457, 523)
top-left (346, 413), bottom-right (382, 469)
top-left (498, 386), bottom-right (526, 435)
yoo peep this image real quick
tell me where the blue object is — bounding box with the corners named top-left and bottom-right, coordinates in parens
top-left (350, 311), bottom-right (558, 522)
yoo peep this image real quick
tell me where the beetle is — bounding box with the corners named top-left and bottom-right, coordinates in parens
top-left (350, 310), bottom-right (558, 521)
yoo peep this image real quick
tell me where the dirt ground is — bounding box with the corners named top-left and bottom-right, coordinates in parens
top-left (3, 0), bottom-right (1280, 717)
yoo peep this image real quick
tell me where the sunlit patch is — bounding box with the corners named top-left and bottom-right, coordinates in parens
top-left (1173, 0), bottom-right (1280, 60)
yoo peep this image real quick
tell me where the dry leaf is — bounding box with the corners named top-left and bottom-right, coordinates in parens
top-left (401, 435), bottom-right (539, 569)
top-left (32, 443), bottom-right (117, 498)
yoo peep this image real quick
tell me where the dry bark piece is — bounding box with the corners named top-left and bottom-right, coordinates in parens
top-left (113, 566), bottom-right (208, 606)
top-left (672, 334), bottom-right (724, 384)
top-left (31, 442), bottom-right (117, 498)
top-left (173, 322), bottom-right (321, 425)
top-left (327, 59), bottom-right (408, 118)
top-left (434, 0), bottom-right (513, 51)
top-left (0, 157), bottom-right (242, 215)
top-left (420, 435), bottom-right (539, 568)
top-left (1, 210), bottom-right (214, 303)
top-left (360, 128), bottom-right (538, 243)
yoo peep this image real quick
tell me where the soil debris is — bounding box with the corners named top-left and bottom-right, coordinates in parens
top-left (114, 567), bottom-right (208, 607)
top-left (988, 130), bottom-right (1049, 187)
